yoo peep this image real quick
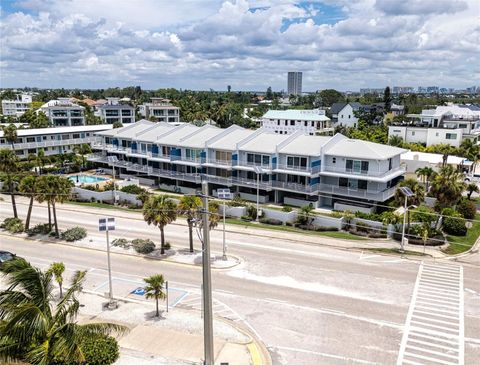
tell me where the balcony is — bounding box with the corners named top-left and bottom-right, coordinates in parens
top-left (321, 165), bottom-right (404, 178)
top-left (5, 137), bottom-right (100, 151)
top-left (148, 167), bottom-right (202, 183)
top-left (318, 184), bottom-right (397, 201)
top-left (231, 176), bottom-right (272, 190)
top-left (272, 180), bottom-right (319, 194)
top-left (273, 163), bottom-right (320, 175)
top-left (204, 158), bottom-right (233, 167)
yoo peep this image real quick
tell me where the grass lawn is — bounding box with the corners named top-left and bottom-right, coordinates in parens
top-left (66, 200), bottom-right (142, 212)
top-left (225, 218), bottom-right (366, 241)
top-left (361, 247), bottom-right (427, 256)
top-left (443, 213), bottom-right (480, 255)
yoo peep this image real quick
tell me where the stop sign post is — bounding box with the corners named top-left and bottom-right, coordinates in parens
top-left (99, 217), bottom-right (116, 308)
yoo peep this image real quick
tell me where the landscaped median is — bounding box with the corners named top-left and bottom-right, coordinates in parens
top-left (443, 213), bottom-right (480, 255)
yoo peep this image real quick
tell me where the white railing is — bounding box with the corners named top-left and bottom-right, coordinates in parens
top-left (322, 165), bottom-right (404, 177)
top-left (3, 137), bottom-right (99, 151)
top-left (205, 158), bottom-right (233, 166)
top-left (272, 180), bottom-right (318, 193)
top-left (318, 184), bottom-right (397, 201)
top-left (232, 177), bottom-right (272, 190)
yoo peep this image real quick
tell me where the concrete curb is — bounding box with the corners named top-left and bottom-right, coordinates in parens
top-left (0, 232), bottom-right (243, 271)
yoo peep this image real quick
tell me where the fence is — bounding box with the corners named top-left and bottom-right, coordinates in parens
top-left (72, 187), bottom-right (142, 206)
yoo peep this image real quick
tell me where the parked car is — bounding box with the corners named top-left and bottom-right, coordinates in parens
top-left (0, 250), bottom-right (17, 268)
top-left (464, 172), bottom-right (480, 183)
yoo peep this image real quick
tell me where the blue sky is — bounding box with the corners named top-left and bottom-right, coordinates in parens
top-left (0, 0), bottom-right (478, 91)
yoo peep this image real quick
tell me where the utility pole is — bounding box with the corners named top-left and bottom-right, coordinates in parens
top-left (99, 217), bottom-right (117, 309)
top-left (201, 181), bottom-right (214, 365)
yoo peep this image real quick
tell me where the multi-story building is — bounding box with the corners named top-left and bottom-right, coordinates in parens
top-left (287, 72), bottom-right (302, 95)
top-left (1, 94), bottom-right (32, 117)
top-left (392, 87), bottom-right (414, 94)
top-left (261, 109), bottom-right (332, 135)
top-left (89, 120), bottom-right (406, 210)
top-left (0, 124), bottom-right (111, 159)
top-left (330, 102), bottom-right (363, 128)
top-left (138, 98), bottom-right (180, 123)
top-left (97, 98), bottom-right (135, 124)
top-left (388, 104), bottom-right (480, 147)
top-left (40, 99), bottom-right (86, 127)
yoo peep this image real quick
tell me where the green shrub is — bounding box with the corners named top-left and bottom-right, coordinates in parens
top-left (259, 218), bottom-right (283, 225)
top-left (354, 211), bottom-right (383, 222)
top-left (0, 218), bottom-right (24, 234)
top-left (164, 241), bottom-right (171, 250)
top-left (240, 215), bottom-right (252, 222)
top-left (227, 195), bottom-right (246, 207)
top-left (282, 206), bottom-right (293, 212)
top-left (246, 205), bottom-right (257, 220)
top-left (61, 227), bottom-right (87, 242)
top-left (456, 199), bottom-right (476, 220)
top-left (26, 223), bottom-right (51, 236)
top-left (443, 215), bottom-right (467, 236)
top-left (120, 184), bottom-right (147, 195)
top-left (355, 221), bottom-right (370, 233)
top-left (52, 334), bottom-right (119, 365)
top-left (81, 185), bottom-right (98, 191)
top-left (314, 226), bottom-right (339, 232)
top-left (111, 238), bottom-right (130, 248)
top-left (131, 238), bottom-right (155, 254)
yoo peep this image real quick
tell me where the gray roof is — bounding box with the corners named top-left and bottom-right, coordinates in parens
top-left (330, 103), bottom-right (347, 115)
top-left (324, 138), bottom-right (407, 159)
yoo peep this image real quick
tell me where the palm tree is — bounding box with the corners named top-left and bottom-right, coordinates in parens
top-left (35, 175), bottom-right (73, 237)
top-left (2, 123), bottom-right (17, 150)
top-left (36, 148), bottom-right (46, 175)
top-left (208, 201), bottom-right (220, 230)
top-left (18, 175), bottom-right (37, 230)
top-left (144, 274), bottom-right (166, 317)
top-left (35, 175), bottom-right (53, 231)
top-left (388, 135), bottom-right (403, 147)
top-left (48, 261), bottom-right (65, 298)
top-left (143, 195), bottom-right (177, 254)
top-left (178, 195), bottom-right (202, 253)
top-left (460, 139), bottom-right (480, 170)
top-left (300, 204), bottom-right (315, 229)
top-left (466, 183), bottom-right (479, 200)
top-left (73, 144), bottom-right (92, 170)
top-left (429, 165), bottom-right (466, 211)
top-left (0, 259), bottom-right (126, 364)
top-left (394, 178), bottom-right (425, 207)
top-left (415, 166), bottom-right (435, 191)
top-left (0, 149), bottom-right (20, 218)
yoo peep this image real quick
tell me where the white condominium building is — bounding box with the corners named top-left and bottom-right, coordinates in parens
top-left (97, 98), bottom-right (135, 124)
top-left (0, 124), bottom-right (112, 158)
top-left (1, 94), bottom-right (33, 117)
top-left (89, 120), bottom-right (406, 210)
top-left (261, 109), bottom-right (332, 135)
top-left (388, 104), bottom-right (480, 147)
top-left (40, 99), bottom-right (86, 127)
top-left (138, 98), bottom-right (180, 123)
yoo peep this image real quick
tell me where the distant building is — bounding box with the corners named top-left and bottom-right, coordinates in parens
top-left (287, 72), bottom-right (302, 95)
top-left (359, 88), bottom-right (384, 95)
top-left (330, 102), bottom-right (363, 128)
top-left (388, 104), bottom-right (480, 147)
top-left (426, 86), bottom-right (439, 94)
top-left (1, 93), bottom-right (32, 117)
top-left (392, 87), bottom-right (414, 94)
top-left (0, 124), bottom-right (111, 158)
top-left (97, 98), bottom-right (135, 124)
top-left (138, 98), bottom-right (180, 123)
top-left (261, 109), bottom-right (332, 135)
top-left (40, 99), bottom-right (85, 127)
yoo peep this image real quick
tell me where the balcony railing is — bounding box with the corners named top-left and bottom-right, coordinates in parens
top-left (232, 177), bottom-right (272, 190)
top-left (318, 184), bottom-right (397, 201)
top-left (3, 137), bottom-right (100, 151)
top-left (205, 158), bottom-right (233, 167)
top-left (321, 165), bottom-right (404, 177)
top-left (272, 180), bottom-right (318, 193)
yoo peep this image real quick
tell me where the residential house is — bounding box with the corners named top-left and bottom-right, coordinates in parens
top-left (97, 97), bottom-right (135, 124)
top-left (330, 102), bottom-right (363, 128)
top-left (138, 98), bottom-right (180, 123)
top-left (261, 109), bottom-right (332, 135)
top-left (1, 93), bottom-right (32, 117)
top-left (40, 99), bottom-right (86, 127)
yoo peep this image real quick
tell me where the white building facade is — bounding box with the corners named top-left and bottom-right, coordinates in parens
top-left (97, 98), bottom-right (135, 124)
top-left (88, 121), bottom-right (406, 210)
top-left (1, 94), bottom-right (32, 117)
top-left (261, 109), bottom-right (332, 135)
top-left (388, 104), bottom-right (480, 147)
top-left (0, 125), bottom-right (112, 159)
top-left (138, 98), bottom-right (180, 123)
top-left (40, 99), bottom-right (86, 127)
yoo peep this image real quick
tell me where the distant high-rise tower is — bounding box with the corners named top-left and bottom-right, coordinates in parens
top-left (287, 72), bottom-right (302, 95)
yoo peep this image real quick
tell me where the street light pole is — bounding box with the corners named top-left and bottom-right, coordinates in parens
top-left (106, 228), bottom-right (114, 301)
top-left (256, 171), bottom-right (260, 221)
top-left (112, 163), bottom-right (117, 206)
top-left (401, 195), bottom-right (407, 253)
top-left (201, 181), bottom-right (214, 365)
top-left (222, 200), bottom-right (227, 260)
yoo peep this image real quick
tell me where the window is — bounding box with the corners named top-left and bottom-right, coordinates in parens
top-left (459, 124), bottom-right (467, 129)
top-left (277, 120), bottom-right (280, 126)
top-left (247, 153), bottom-right (269, 167)
top-left (389, 158), bottom-right (392, 170)
top-left (348, 115), bottom-right (351, 119)
top-left (26, 137), bottom-right (35, 143)
top-left (290, 120), bottom-right (294, 126)
top-left (436, 132), bottom-right (439, 137)
top-left (332, 157), bottom-right (336, 164)
top-left (358, 180), bottom-right (368, 190)
top-left (311, 121), bottom-right (315, 127)
top-left (339, 178), bottom-right (348, 187)
top-left (162, 146), bottom-right (171, 156)
top-left (361, 161), bottom-right (369, 173)
top-left (393, 129), bottom-right (401, 133)
top-left (304, 121), bottom-right (307, 127)
top-left (411, 131), bottom-right (415, 136)
top-left (287, 156), bottom-right (307, 170)
top-left (185, 149), bottom-right (201, 160)
top-left (72, 133), bottom-right (80, 139)
top-left (446, 133), bottom-right (457, 140)
top-left (346, 159), bottom-right (369, 173)
top-left (215, 150), bottom-right (231, 162)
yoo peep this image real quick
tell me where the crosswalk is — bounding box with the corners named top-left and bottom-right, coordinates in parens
top-left (397, 262), bottom-right (464, 365)
top-left (175, 291), bottom-right (243, 322)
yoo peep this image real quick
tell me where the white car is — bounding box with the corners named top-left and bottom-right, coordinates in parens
top-left (464, 172), bottom-right (480, 183)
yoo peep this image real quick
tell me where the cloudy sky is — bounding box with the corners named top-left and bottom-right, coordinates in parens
top-left (0, 0), bottom-right (478, 91)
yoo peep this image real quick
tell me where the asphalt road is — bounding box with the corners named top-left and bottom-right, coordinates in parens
top-left (1, 200), bottom-right (479, 364)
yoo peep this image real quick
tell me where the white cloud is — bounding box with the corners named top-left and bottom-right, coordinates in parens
top-left (0, 0), bottom-right (478, 90)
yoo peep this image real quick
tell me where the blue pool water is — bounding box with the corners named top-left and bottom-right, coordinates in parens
top-left (69, 175), bottom-right (108, 184)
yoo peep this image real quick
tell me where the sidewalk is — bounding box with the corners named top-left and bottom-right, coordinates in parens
top-left (78, 290), bottom-right (262, 365)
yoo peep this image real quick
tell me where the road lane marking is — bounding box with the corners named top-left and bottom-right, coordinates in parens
top-left (274, 345), bottom-right (377, 364)
top-left (397, 262), bottom-right (464, 365)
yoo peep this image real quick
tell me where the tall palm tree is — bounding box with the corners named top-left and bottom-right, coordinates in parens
top-left (429, 165), bottom-right (466, 211)
top-left (73, 144), bottom-right (92, 170)
top-left (2, 123), bottom-right (17, 150)
top-left (36, 148), bottom-right (46, 175)
top-left (0, 258), bottom-right (126, 365)
top-left (460, 139), bottom-right (480, 170)
top-left (48, 261), bottom-right (65, 298)
top-left (35, 175), bottom-right (53, 230)
top-left (142, 195), bottom-right (177, 254)
top-left (0, 149), bottom-right (20, 218)
top-left (466, 182), bottom-right (479, 200)
top-left (178, 195), bottom-right (202, 253)
top-left (415, 166), bottom-right (435, 191)
top-left (18, 175), bottom-right (37, 230)
top-left (144, 274), bottom-right (166, 317)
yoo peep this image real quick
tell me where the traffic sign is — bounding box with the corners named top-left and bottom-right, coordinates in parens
top-left (217, 188), bottom-right (231, 199)
top-left (99, 217), bottom-right (115, 232)
top-left (131, 287), bottom-right (145, 296)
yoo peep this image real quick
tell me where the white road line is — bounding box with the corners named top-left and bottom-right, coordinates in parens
top-left (422, 266), bottom-right (460, 274)
top-left (410, 320), bottom-right (459, 333)
top-left (420, 279), bottom-right (460, 289)
top-left (408, 331), bottom-right (458, 344)
top-left (274, 345), bottom-right (377, 364)
top-left (264, 297), bottom-right (287, 304)
top-left (413, 309), bottom-right (458, 320)
top-left (421, 273), bottom-right (460, 282)
top-left (214, 289), bottom-right (234, 295)
top-left (407, 339), bottom-right (458, 352)
top-left (416, 300), bottom-right (458, 310)
top-left (416, 294), bottom-right (459, 306)
top-left (416, 292), bottom-right (459, 303)
top-left (404, 344), bottom-right (459, 360)
top-left (415, 305), bottom-right (459, 316)
top-left (411, 315), bottom-right (458, 327)
top-left (403, 352), bottom-right (457, 365)
top-left (417, 287), bottom-right (459, 298)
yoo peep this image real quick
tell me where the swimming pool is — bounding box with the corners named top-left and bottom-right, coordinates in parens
top-left (69, 175), bottom-right (109, 184)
